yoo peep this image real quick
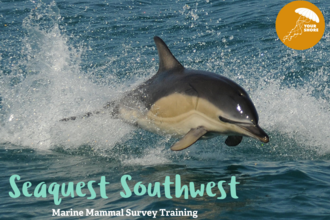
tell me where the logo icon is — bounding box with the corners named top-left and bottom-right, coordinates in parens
top-left (276, 1), bottom-right (325, 50)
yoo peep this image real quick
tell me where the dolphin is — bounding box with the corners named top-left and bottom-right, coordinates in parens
top-left (61, 36), bottom-right (269, 151)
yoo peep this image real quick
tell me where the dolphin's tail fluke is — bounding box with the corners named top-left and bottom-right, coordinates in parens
top-left (59, 110), bottom-right (101, 121)
top-left (59, 101), bottom-right (119, 122)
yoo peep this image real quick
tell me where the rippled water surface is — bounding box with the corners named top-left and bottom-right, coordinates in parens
top-left (1, 0), bottom-right (330, 219)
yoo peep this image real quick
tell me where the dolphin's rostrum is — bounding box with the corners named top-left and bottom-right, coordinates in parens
top-left (61, 36), bottom-right (269, 151)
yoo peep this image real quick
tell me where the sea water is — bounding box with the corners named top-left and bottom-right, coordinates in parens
top-left (0, 0), bottom-right (330, 219)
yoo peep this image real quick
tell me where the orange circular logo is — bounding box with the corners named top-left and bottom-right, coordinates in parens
top-left (276, 1), bottom-right (325, 50)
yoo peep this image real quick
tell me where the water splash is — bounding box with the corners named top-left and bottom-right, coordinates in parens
top-left (253, 80), bottom-right (330, 156)
top-left (0, 1), bottom-right (132, 150)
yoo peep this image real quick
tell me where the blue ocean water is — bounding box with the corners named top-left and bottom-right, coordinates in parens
top-left (1, 0), bottom-right (330, 219)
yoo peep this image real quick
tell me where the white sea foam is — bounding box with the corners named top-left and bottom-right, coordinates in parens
top-left (252, 80), bottom-right (330, 155)
top-left (0, 2), bottom-right (134, 150)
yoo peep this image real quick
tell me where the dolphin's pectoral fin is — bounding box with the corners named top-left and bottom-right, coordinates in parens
top-left (171, 126), bottom-right (207, 151)
top-left (225, 136), bottom-right (243, 146)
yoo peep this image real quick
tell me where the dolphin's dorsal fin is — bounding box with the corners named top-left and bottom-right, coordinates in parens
top-left (154, 36), bottom-right (184, 73)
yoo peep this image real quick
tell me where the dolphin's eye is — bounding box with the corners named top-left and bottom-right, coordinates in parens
top-left (219, 116), bottom-right (237, 124)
